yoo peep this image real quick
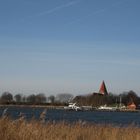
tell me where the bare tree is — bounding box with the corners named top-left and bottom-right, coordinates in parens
top-left (56, 93), bottom-right (73, 103)
top-left (36, 93), bottom-right (46, 103)
top-left (14, 94), bottom-right (22, 102)
top-left (22, 96), bottom-right (27, 103)
top-left (48, 95), bottom-right (55, 103)
top-left (26, 94), bottom-right (36, 103)
top-left (1, 92), bottom-right (13, 102)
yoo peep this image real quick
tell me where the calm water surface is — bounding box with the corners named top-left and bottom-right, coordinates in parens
top-left (0, 106), bottom-right (140, 126)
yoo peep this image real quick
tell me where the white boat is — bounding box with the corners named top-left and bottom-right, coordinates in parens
top-left (64, 103), bottom-right (82, 111)
top-left (98, 105), bottom-right (117, 110)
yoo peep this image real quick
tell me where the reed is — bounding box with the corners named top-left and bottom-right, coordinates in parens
top-left (0, 116), bottom-right (140, 140)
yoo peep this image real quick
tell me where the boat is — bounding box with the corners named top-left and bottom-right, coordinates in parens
top-left (64, 103), bottom-right (82, 111)
top-left (98, 104), bottom-right (117, 111)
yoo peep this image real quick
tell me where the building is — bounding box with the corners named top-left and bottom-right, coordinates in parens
top-left (99, 80), bottom-right (108, 95)
top-left (93, 80), bottom-right (108, 96)
top-left (127, 102), bottom-right (136, 110)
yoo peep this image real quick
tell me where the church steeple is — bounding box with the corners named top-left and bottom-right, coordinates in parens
top-left (99, 81), bottom-right (108, 95)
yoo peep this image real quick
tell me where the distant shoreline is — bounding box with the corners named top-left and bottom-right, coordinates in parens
top-left (0, 104), bottom-right (140, 113)
top-left (0, 104), bottom-right (65, 109)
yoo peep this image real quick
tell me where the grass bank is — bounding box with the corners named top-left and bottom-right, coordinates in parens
top-left (0, 117), bottom-right (140, 140)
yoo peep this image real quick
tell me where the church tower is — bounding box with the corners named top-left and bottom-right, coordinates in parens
top-left (99, 81), bottom-right (108, 95)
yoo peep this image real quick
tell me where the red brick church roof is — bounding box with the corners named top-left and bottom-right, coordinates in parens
top-left (99, 81), bottom-right (108, 95)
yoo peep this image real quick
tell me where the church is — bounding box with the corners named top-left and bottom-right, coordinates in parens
top-left (93, 81), bottom-right (108, 95)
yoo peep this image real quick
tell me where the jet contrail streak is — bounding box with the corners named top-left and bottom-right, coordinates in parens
top-left (66, 0), bottom-right (128, 25)
top-left (29, 0), bottom-right (81, 19)
top-left (20, 0), bottom-right (81, 22)
top-left (37, 1), bottom-right (78, 16)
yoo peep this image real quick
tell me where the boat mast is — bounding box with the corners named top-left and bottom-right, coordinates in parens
top-left (119, 95), bottom-right (122, 108)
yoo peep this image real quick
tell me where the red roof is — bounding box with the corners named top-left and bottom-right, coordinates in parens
top-left (127, 102), bottom-right (136, 110)
top-left (99, 81), bottom-right (108, 95)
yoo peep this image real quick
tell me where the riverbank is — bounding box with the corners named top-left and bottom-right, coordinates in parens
top-left (0, 104), bottom-right (140, 113)
top-left (0, 117), bottom-right (140, 140)
top-left (0, 104), bottom-right (65, 109)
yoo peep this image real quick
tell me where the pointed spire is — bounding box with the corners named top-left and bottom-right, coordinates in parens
top-left (99, 81), bottom-right (108, 95)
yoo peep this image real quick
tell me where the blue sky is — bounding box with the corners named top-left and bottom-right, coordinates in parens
top-left (0, 0), bottom-right (140, 96)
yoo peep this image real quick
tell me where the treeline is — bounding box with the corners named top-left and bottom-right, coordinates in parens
top-left (73, 90), bottom-right (140, 107)
top-left (0, 90), bottom-right (140, 107)
top-left (0, 92), bottom-right (73, 105)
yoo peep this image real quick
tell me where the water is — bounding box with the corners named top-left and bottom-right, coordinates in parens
top-left (0, 106), bottom-right (140, 126)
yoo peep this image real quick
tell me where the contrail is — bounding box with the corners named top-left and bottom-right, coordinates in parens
top-left (37, 1), bottom-right (78, 16)
top-left (20, 0), bottom-right (81, 22)
top-left (66, 0), bottom-right (128, 25)
top-left (26, 0), bottom-right (81, 19)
